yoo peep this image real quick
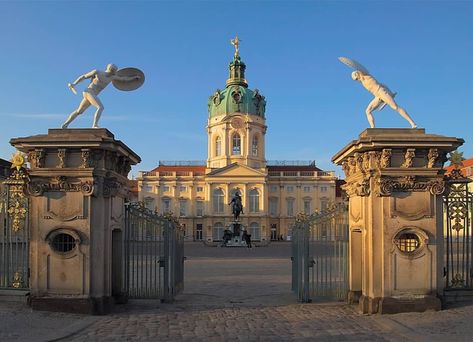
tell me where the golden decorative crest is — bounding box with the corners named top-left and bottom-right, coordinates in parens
top-left (4, 155), bottom-right (29, 233)
top-left (11, 151), bottom-right (25, 171)
top-left (8, 201), bottom-right (27, 232)
top-left (12, 271), bottom-right (23, 288)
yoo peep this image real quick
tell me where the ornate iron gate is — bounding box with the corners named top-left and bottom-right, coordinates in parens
top-left (292, 203), bottom-right (349, 302)
top-left (0, 161), bottom-right (29, 290)
top-left (124, 203), bottom-right (184, 302)
top-left (444, 169), bottom-right (473, 291)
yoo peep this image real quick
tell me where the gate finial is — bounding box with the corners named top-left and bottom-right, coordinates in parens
top-left (11, 151), bottom-right (25, 171)
top-left (448, 150), bottom-right (465, 170)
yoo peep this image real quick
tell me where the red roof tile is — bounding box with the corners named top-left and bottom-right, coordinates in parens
top-left (267, 165), bottom-right (322, 172)
top-left (149, 165), bottom-right (206, 173)
top-left (445, 157), bottom-right (473, 174)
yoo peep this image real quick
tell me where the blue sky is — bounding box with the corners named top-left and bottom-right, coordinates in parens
top-left (0, 0), bottom-right (472, 177)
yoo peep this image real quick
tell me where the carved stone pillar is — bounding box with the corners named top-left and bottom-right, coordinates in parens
top-left (10, 129), bottom-right (140, 314)
top-left (332, 128), bottom-right (463, 314)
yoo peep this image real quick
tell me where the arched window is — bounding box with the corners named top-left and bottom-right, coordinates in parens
top-left (249, 222), bottom-right (261, 241)
top-left (215, 136), bottom-right (222, 156)
top-left (252, 135), bottom-right (258, 156)
top-left (213, 188), bottom-right (224, 213)
top-left (249, 189), bottom-right (259, 213)
top-left (232, 133), bottom-right (241, 155)
top-left (213, 222), bottom-right (225, 241)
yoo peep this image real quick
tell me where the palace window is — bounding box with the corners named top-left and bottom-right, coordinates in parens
top-left (179, 185), bottom-right (187, 192)
top-left (287, 198), bottom-right (295, 216)
top-left (162, 198), bottom-right (171, 213)
top-left (232, 133), bottom-right (241, 155)
top-left (320, 199), bottom-right (328, 211)
top-left (162, 185), bottom-right (170, 193)
top-left (213, 188), bottom-right (225, 213)
top-left (215, 136), bottom-right (222, 156)
top-left (286, 185), bottom-right (294, 193)
top-left (320, 186), bottom-right (328, 192)
top-left (142, 185), bottom-right (152, 192)
top-left (179, 200), bottom-right (187, 217)
top-left (144, 197), bottom-right (154, 210)
top-left (196, 186), bottom-right (204, 192)
top-left (252, 135), bottom-right (258, 156)
top-left (249, 189), bottom-right (260, 213)
top-left (269, 185), bottom-right (278, 193)
top-left (213, 222), bottom-right (224, 241)
top-left (196, 201), bottom-right (204, 217)
top-left (269, 197), bottom-right (278, 216)
top-left (303, 199), bottom-right (311, 215)
top-left (249, 222), bottom-right (261, 241)
top-left (303, 186), bottom-right (311, 193)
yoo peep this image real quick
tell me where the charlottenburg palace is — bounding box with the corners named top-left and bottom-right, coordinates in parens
top-left (136, 46), bottom-right (344, 243)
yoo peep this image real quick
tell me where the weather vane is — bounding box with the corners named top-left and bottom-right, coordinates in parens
top-left (231, 35), bottom-right (241, 58)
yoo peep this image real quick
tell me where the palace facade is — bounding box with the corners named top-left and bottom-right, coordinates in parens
top-left (137, 46), bottom-right (343, 242)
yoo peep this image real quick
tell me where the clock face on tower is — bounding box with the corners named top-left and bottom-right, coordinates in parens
top-left (231, 117), bottom-right (243, 129)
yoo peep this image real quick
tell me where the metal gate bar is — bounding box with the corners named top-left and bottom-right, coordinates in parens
top-left (124, 203), bottom-right (184, 301)
top-left (444, 172), bottom-right (473, 290)
top-left (292, 203), bottom-right (348, 302)
top-left (1, 167), bottom-right (29, 291)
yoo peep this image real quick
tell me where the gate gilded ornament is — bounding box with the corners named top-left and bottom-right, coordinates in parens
top-left (4, 152), bottom-right (29, 232)
top-left (1, 151), bottom-right (30, 290)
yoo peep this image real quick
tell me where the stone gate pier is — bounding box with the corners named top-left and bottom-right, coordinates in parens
top-left (332, 128), bottom-right (463, 314)
top-left (10, 129), bottom-right (140, 314)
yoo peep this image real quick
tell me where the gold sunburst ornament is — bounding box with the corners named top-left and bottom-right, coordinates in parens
top-left (11, 151), bottom-right (25, 171)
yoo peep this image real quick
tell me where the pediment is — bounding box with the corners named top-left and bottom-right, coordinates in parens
top-left (207, 163), bottom-right (266, 178)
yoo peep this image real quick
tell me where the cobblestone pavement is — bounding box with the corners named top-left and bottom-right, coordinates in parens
top-left (0, 300), bottom-right (96, 342)
top-left (1, 242), bottom-right (472, 341)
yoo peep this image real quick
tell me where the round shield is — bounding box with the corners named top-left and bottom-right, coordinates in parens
top-left (112, 67), bottom-right (145, 91)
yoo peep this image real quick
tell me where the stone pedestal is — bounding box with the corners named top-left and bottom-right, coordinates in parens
top-left (332, 128), bottom-right (463, 314)
top-left (10, 129), bottom-right (140, 314)
top-left (224, 221), bottom-right (249, 247)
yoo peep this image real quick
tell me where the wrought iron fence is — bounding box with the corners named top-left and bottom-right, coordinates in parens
top-left (0, 165), bottom-right (29, 290)
top-left (124, 203), bottom-right (184, 302)
top-left (444, 169), bottom-right (473, 290)
top-left (292, 203), bottom-right (349, 302)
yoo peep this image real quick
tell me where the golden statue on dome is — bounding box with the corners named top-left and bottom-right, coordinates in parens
top-left (231, 35), bottom-right (241, 58)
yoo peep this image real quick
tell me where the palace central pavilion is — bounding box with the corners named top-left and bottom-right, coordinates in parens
top-left (137, 42), bottom-right (343, 243)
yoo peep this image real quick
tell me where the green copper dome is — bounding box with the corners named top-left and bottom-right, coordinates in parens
top-left (208, 55), bottom-right (266, 118)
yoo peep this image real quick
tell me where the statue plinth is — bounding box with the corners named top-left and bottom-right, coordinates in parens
top-left (222, 221), bottom-right (250, 247)
top-left (333, 128), bottom-right (463, 314)
top-left (11, 128), bottom-right (140, 314)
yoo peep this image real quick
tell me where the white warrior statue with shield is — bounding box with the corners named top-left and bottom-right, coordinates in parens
top-left (62, 64), bottom-right (145, 128)
top-left (338, 57), bottom-right (417, 129)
